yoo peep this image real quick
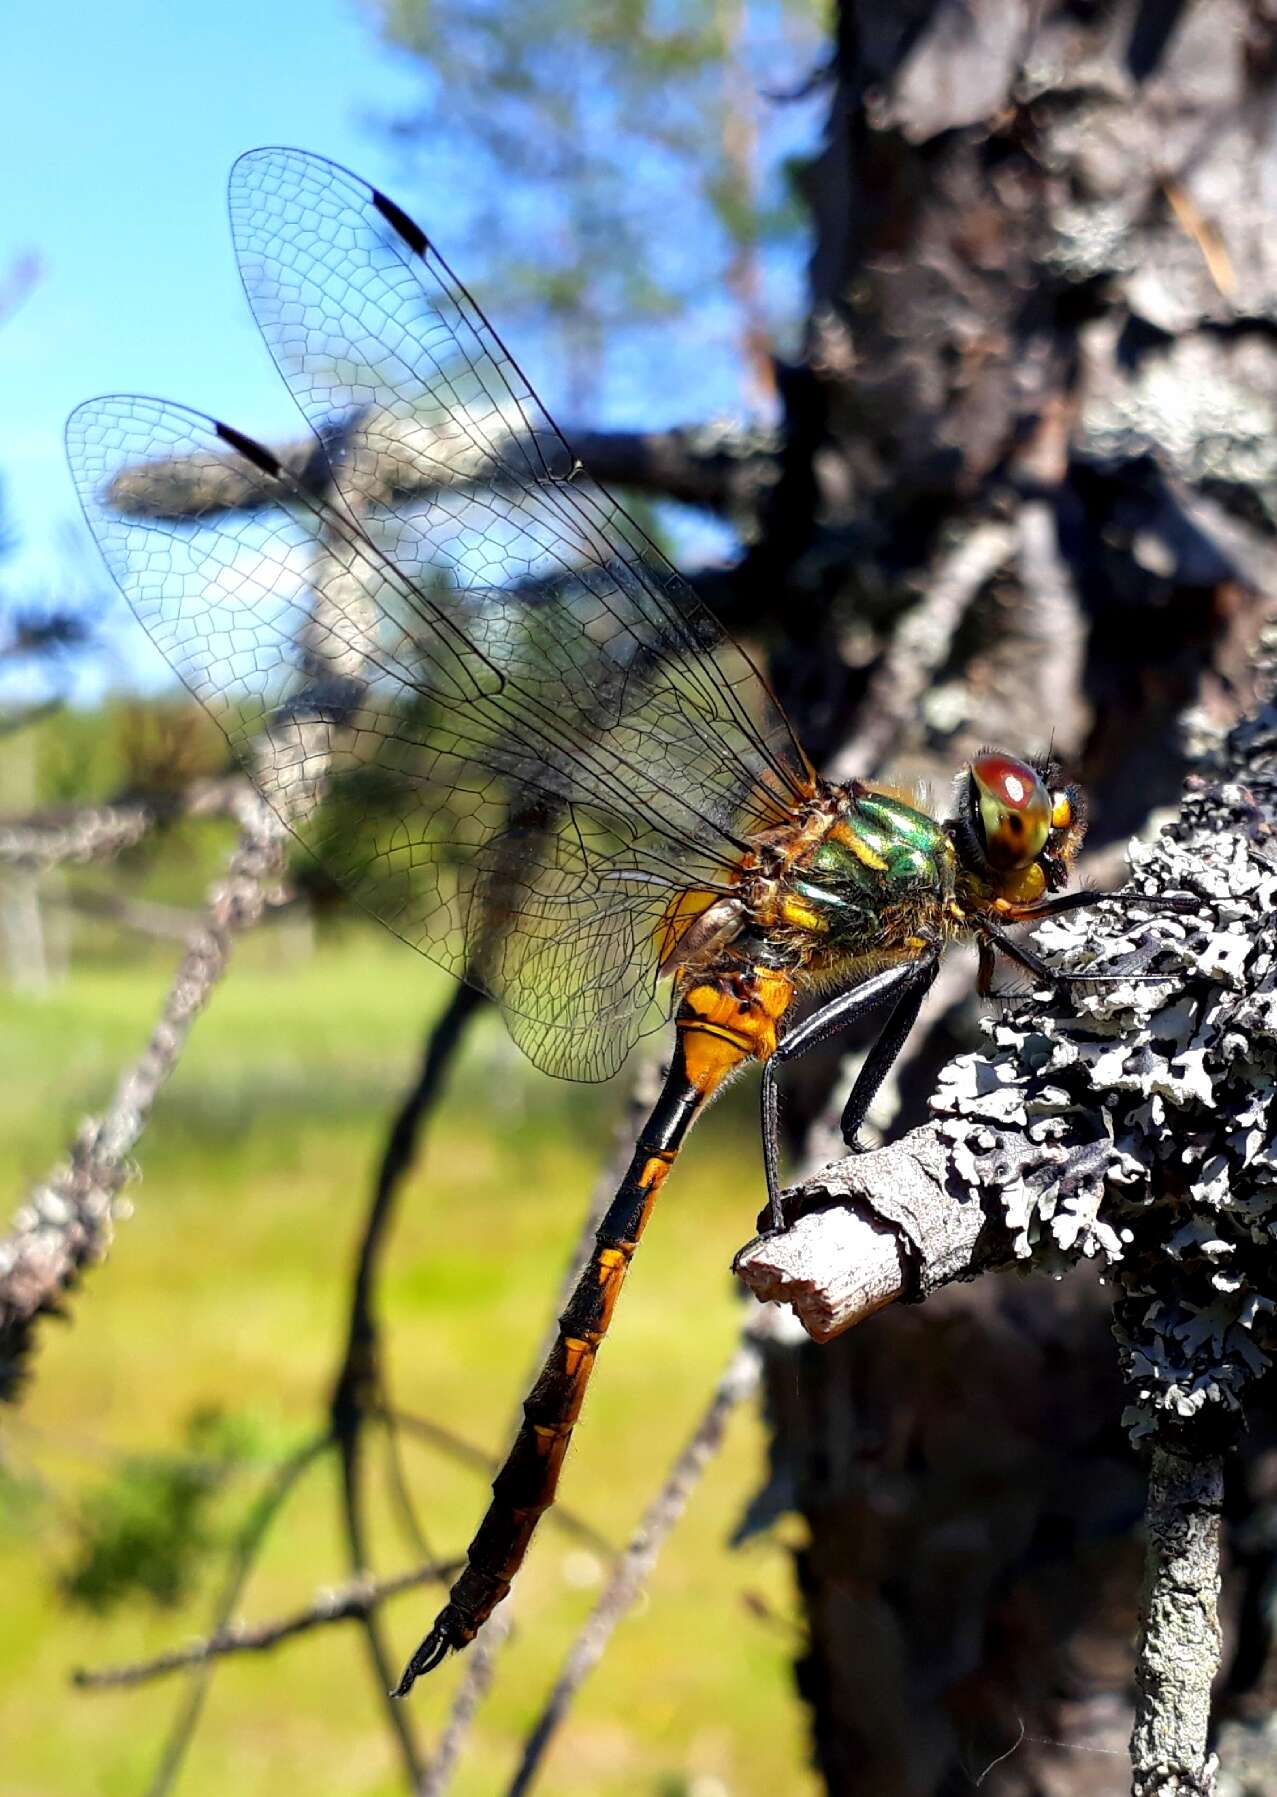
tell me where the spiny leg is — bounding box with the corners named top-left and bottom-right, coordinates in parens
top-left (978, 906), bottom-right (1186, 990)
top-left (1000, 888), bottom-right (1195, 924)
top-left (760, 950), bottom-right (939, 1232)
top-left (979, 914), bottom-right (1078, 986)
top-left (838, 958), bottom-right (940, 1150)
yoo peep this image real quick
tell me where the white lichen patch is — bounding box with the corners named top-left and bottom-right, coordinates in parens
top-left (930, 685), bottom-right (1277, 1442)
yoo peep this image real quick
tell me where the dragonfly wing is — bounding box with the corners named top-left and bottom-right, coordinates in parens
top-left (66, 397), bottom-right (715, 1079)
top-left (227, 148), bottom-right (811, 831)
top-left (66, 148), bottom-right (815, 1082)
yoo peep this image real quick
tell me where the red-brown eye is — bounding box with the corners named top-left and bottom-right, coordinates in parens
top-left (969, 752), bottom-right (1052, 871)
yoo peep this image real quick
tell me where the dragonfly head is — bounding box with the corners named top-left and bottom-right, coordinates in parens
top-left (950, 750), bottom-right (1087, 909)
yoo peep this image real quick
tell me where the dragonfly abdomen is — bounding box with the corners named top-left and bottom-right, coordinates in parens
top-left (394, 963), bottom-right (795, 1693)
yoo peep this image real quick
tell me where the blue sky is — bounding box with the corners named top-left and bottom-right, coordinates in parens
top-left (3, 0), bottom-right (426, 683)
top-left (2, 0), bottom-right (820, 696)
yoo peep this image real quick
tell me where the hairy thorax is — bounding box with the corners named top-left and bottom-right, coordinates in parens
top-left (662, 780), bottom-right (960, 991)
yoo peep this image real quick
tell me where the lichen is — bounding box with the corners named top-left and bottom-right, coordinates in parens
top-left (931, 660), bottom-right (1277, 1444)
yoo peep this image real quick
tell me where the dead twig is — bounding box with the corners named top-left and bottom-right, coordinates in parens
top-left (72, 1554), bottom-right (462, 1691)
top-left (0, 777), bottom-right (247, 872)
top-left (827, 520), bottom-right (1014, 782)
top-left (0, 790), bottom-right (288, 1400)
top-left (330, 981), bottom-right (487, 1787)
top-left (383, 1409), bottom-right (615, 1558)
top-left (418, 1612), bottom-right (512, 1797)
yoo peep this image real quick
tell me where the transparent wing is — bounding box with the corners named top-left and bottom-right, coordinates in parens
top-left (226, 147), bottom-right (807, 815)
top-left (66, 149), bottom-right (813, 1081)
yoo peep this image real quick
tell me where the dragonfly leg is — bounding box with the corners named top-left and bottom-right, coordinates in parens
top-left (977, 914), bottom-right (1069, 985)
top-left (838, 959), bottom-right (941, 1150)
top-left (978, 907), bottom-right (1184, 989)
top-left (1000, 889), bottom-right (1195, 924)
top-left (760, 949), bottom-right (940, 1233)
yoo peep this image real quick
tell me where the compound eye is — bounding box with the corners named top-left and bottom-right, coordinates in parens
top-left (970, 752), bottom-right (1052, 871)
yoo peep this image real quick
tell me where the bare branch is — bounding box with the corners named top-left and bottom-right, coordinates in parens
top-left (110, 413), bottom-right (781, 526)
top-left (72, 1555), bottom-right (462, 1692)
top-left (47, 885), bottom-right (206, 943)
top-left (0, 790), bottom-right (287, 1399)
top-left (384, 1409), bottom-right (615, 1558)
top-left (734, 1130), bottom-right (952, 1338)
top-left (328, 987), bottom-right (489, 1785)
top-left (1131, 1447), bottom-right (1223, 1797)
top-left (418, 1612), bottom-right (511, 1797)
top-left (0, 777), bottom-right (248, 872)
top-left (827, 519), bottom-right (1015, 782)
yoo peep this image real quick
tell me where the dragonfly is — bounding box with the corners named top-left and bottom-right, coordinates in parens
top-left (66, 148), bottom-right (1187, 1696)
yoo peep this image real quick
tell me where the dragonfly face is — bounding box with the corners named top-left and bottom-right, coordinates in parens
top-left (66, 149), bottom-right (1179, 1692)
top-left (950, 750), bottom-right (1086, 913)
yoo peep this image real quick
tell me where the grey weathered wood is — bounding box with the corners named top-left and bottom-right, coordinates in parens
top-left (1131, 1448), bottom-right (1224, 1797)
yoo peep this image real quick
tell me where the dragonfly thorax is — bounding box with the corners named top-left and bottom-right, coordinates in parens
top-left (776, 781), bottom-right (955, 965)
top-left (668, 781), bottom-right (957, 985)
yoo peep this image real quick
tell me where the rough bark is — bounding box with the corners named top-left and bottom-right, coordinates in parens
top-left (1132, 1449), bottom-right (1223, 1797)
top-left (750, 4), bottom-right (1277, 1793)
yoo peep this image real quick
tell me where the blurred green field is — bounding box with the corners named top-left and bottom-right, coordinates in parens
top-left (0, 918), bottom-right (817, 1797)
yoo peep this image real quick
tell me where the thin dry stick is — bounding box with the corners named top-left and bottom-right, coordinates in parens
top-left (826, 520), bottom-right (1014, 783)
top-left (379, 1409), bottom-right (434, 1564)
top-left (1130, 1446), bottom-right (1224, 1797)
top-left (0, 790), bottom-right (287, 1399)
top-left (506, 1333), bottom-right (765, 1797)
top-left (332, 983), bottom-right (487, 1787)
top-left (0, 777), bottom-right (247, 871)
top-left (0, 802), bottom-right (156, 869)
top-left (418, 1610), bottom-right (513, 1797)
top-left (73, 1555), bottom-right (463, 1690)
top-left (45, 884), bottom-right (205, 943)
top-left (418, 1050), bottom-right (664, 1797)
top-left (144, 1428), bottom-right (333, 1797)
top-left (339, 1420), bottom-right (425, 1785)
top-left (384, 1409), bottom-right (614, 1558)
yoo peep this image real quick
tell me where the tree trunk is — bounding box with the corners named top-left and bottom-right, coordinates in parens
top-left (757, 4), bottom-right (1277, 1791)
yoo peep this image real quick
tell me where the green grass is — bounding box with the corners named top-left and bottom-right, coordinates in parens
top-left (0, 928), bottom-right (817, 1797)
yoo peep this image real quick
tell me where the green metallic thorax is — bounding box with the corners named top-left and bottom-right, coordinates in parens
top-left (782, 784), bottom-right (956, 961)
